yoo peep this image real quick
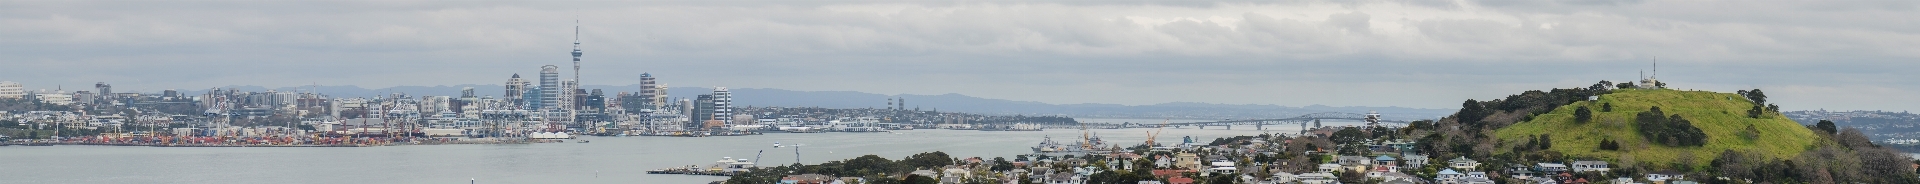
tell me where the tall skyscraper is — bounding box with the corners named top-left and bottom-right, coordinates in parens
top-left (639, 73), bottom-right (657, 109)
top-left (539, 65), bottom-right (560, 110)
top-left (560, 80), bottom-right (577, 110)
top-left (712, 87), bottom-right (732, 124)
top-left (504, 74), bottom-right (525, 108)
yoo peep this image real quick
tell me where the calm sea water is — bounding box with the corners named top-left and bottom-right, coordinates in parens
top-left (0, 120), bottom-right (1365, 184)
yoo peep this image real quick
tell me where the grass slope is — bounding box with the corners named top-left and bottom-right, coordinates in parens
top-left (1493, 89), bottom-right (1818, 167)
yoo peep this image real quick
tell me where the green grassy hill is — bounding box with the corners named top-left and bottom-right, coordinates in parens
top-left (1493, 89), bottom-right (1819, 167)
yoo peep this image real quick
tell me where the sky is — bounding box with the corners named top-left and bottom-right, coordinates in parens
top-left (2, 0), bottom-right (1916, 111)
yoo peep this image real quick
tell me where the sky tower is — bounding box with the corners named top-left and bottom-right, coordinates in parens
top-left (570, 20), bottom-right (584, 111)
top-left (571, 20), bottom-right (583, 88)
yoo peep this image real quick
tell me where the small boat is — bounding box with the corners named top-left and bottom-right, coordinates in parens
top-left (576, 140), bottom-right (590, 143)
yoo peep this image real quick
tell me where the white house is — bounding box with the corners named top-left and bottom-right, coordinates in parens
top-left (1297, 172), bottom-right (1338, 184)
top-left (1449, 156), bottom-right (1481, 170)
top-left (1646, 171), bottom-right (1684, 182)
top-left (1572, 161), bottom-right (1611, 172)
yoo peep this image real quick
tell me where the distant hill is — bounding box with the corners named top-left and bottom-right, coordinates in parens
top-left (179, 85), bottom-right (1453, 119)
top-left (1493, 89), bottom-right (1819, 167)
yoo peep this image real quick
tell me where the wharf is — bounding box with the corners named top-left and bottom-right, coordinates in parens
top-left (646, 167), bottom-right (738, 176)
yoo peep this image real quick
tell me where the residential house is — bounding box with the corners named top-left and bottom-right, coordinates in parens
top-left (1297, 172), bottom-right (1338, 184)
top-left (1403, 154), bottom-right (1430, 169)
top-left (1572, 161), bottom-right (1610, 172)
top-left (1337, 156), bottom-right (1371, 166)
top-left (1046, 172), bottom-right (1086, 184)
top-left (1646, 171), bottom-right (1684, 183)
top-left (1436, 169), bottom-right (1464, 183)
top-left (942, 166), bottom-right (972, 182)
top-left (1507, 164), bottom-right (1536, 179)
top-left (1174, 153), bottom-right (1201, 172)
top-left (1373, 155), bottom-right (1400, 172)
top-left (1318, 164), bottom-right (1341, 173)
top-left (1449, 156), bottom-right (1481, 170)
top-left (1535, 163), bottom-right (1569, 174)
top-left (780, 174), bottom-right (840, 184)
top-left (1154, 156), bottom-right (1172, 168)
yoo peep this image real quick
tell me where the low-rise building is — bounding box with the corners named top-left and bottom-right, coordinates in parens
top-left (1449, 156), bottom-right (1480, 170)
top-left (1572, 161), bottom-right (1611, 172)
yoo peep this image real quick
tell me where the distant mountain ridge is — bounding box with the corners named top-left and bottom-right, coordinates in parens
top-left (182, 85), bottom-right (1454, 120)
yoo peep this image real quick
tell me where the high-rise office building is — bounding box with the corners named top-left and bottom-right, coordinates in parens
top-left (712, 87), bottom-right (732, 124)
top-left (638, 73), bottom-right (658, 109)
top-left (523, 86), bottom-right (544, 110)
top-left (693, 94), bottom-right (714, 123)
top-left (539, 65), bottom-right (560, 110)
top-left (94, 82), bottom-right (111, 103)
top-left (560, 80), bottom-right (577, 110)
top-left (586, 89), bottom-right (605, 110)
top-left (504, 74), bottom-right (526, 108)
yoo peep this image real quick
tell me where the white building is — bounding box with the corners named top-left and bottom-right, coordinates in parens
top-left (34, 90), bottom-right (72, 105)
top-left (0, 81), bottom-right (22, 99)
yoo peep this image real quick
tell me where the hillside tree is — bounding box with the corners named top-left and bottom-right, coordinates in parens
top-left (1574, 106), bottom-right (1593, 123)
top-left (1815, 120), bottom-right (1838, 135)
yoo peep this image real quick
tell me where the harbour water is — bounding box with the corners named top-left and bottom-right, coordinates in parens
top-left (0, 120), bottom-right (1366, 184)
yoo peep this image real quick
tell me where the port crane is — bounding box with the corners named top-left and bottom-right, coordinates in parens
top-left (1144, 119), bottom-right (1169, 147)
top-left (1079, 122), bottom-right (1093, 150)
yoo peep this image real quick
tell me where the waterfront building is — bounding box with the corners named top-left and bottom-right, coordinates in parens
top-left (638, 73), bottom-right (659, 109)
top-left (524, 86), bottom-right (545, 110)
top-left (505, 74), bottom-right (527, 108)
top-left (693, 94), bottom-right (714, 123)
top-left (539, 65), bottom-right (560, 110)
top-left (713, 87), bottom-right (732, 124)
top-left (0, 81), bottom-right (23, 99)
top-left (586, 89), bottom-right (605, 111)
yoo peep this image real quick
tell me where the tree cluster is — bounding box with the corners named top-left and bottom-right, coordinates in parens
top-left (1813, 120), bottom-right (1838, 135)
top-left (1597, 138), bottom-right (1621, 151)
top-left (1737, 89), bottom-right (1778, 118)
top-left (726, 152), bottom-right (956, 184)
top-left (1707, 128), bottom-right (1920, 183)
top-left (1574, 106), bottom-right (1593, 123)
top-left (1635, 106), bottom-right (1707, 147)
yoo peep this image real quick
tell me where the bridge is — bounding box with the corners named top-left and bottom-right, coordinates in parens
top-left (1095, 112), bottom-right (1411, 130)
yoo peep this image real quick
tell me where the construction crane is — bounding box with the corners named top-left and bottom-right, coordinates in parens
top-left (1079, 122), bottom-right (1093, 150)
top-left (1144, 119), bottom-right (1169, 147)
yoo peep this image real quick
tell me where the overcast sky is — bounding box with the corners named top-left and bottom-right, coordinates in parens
top-left (3, 0), bottom-right (1916, 111)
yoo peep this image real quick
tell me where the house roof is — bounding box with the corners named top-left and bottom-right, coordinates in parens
top-left (1536, 163), bottom-right (1568, 168)
top-left (1450, 156), bottom-right (1476, 163)
top-left (1572, 161), bottom-right (1607, 165)
top-left (1438, 169), bottom-right (1461, 175)
top-left (1375, 155), bottom-right (1397, 161)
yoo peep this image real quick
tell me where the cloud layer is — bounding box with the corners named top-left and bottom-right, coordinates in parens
top-left (2, 0), bottom-right (1916, 111)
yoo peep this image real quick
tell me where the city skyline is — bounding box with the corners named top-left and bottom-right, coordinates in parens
top-left (3, 1), bottom-right (1917, 111)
